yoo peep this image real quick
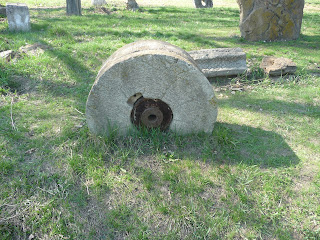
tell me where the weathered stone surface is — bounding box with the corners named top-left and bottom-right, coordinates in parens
top-left (86, 40), bottom-right (218, 136)
top-left (92, 0), bottom-right (106, 6)
top-left (188, 48), bottom-right (247, 77)
top-left (0, 7), bottom-right (6, 16)
top-left (260, 56), bottom-right (297, 76)
top-left (237, 0), bottom-right (304, 41)
top-left (6, 3), bottom-right (31, 32)
top-left (0, 50), bottom-right (14, 62)
top-left (126, 0), bottom-right (139, 11)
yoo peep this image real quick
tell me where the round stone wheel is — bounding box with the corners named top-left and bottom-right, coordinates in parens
top-left (86, 40), bottom-right (218, 136)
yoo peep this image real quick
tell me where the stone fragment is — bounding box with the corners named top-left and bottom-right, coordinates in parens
top-left (237, 0), bottom-right (304, 41)
top-left (92, 0), bottom-right (106, 6)
top-left (0, 7), bottom-right (6, 16)
top-left (188, 48), bottom-right (247, 77)
top-left (19, 43), bottom-right (50, 56)
top-left (0, 50), bottom-right (14, 62)
top-left (260, 57), bottom-right (297, 76)
top-left (86, 40), bottom-right (218, 136)
top-left (6, 3), bottom-right (31, 32)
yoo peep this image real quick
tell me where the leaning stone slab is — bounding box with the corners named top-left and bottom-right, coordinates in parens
top-left (188, 48), bottom-right (247, 77)
top-left (6, 3), bottom-right (31, 32)
top-left (260, 56), bottom-right (297, 76)
top-left (86, 40), bottom-right (218, 136)
top-left (237, 0), bottom-right (304, 41)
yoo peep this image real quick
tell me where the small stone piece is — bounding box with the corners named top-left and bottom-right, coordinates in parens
top-left (92, 0), bottom-right (106, 6)
top-left (0, 50), bottom-right (14, 62)
top-left (86, 40), bottom-right (218, 136)
top-left (237, 0), bottom-right (304, 41)
top-left (0, 7), bottom-right (6, 16)
top-left (260, 57), bottom-right (297, 76)
top-left (6, 3), bottom-right (31, 32)
top-left (19, 43), bottom-right (50, 56)
top-left (188, 48), bottom-right (247, 77)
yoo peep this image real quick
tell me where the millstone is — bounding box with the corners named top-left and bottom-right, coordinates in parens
top-left (86, 40), bottom-right (218, 136)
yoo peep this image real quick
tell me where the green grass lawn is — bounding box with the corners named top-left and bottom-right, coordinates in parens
top-left (0, 0), bottom-right (320, 239)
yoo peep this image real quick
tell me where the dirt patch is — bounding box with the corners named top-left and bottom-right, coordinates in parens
top-left (7, 75), bottom-right (34, 94)
top-left (293, 164), bottom-right (318, 192)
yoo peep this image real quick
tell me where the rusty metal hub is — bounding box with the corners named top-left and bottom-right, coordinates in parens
top-left (130, 97), bottom-right (173, 130)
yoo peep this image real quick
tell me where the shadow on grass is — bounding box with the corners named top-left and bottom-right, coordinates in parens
top-left (68, 121), bottom-right (299, 169)
top-left (218, 95), bottom-right (320, 119)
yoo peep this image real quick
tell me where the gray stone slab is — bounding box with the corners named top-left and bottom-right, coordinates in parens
top-left (86, 40), bottom-right (218, 136)
top-left (188, 48), bottom-right (247, 77)
top-left (6, 3), bottom-right (30, 32)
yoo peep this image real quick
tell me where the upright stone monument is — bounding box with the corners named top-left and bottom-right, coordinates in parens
top-left (6, 3), bottom-right (31, 32)
top-left (237, 0), bottom-right (304, 41)
top-left (86, 40), bottom-right (218, 136)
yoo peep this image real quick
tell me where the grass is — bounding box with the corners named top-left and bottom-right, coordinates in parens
top-left (0, 0), bottom-right (320, 239)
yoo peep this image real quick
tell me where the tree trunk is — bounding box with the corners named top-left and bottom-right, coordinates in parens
top-left (67, 0), bottom-right (81, 15)
top-left (194, 0), bottom-right (213, 8)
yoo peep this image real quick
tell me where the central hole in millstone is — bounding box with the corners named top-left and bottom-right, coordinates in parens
top-left (148, 114), bottom-right (157, 122)
top-left (130, 96), bottom-right (173, 131)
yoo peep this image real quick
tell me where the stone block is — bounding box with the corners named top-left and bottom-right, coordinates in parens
top-left (260, 56), bottom-right (297, 76)
top-left (86, 40), bottom-right (218, 136)
top-left (6, 3), bottom-right (30, 32)
top-left (188, 48), bottom-right (247, 77)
